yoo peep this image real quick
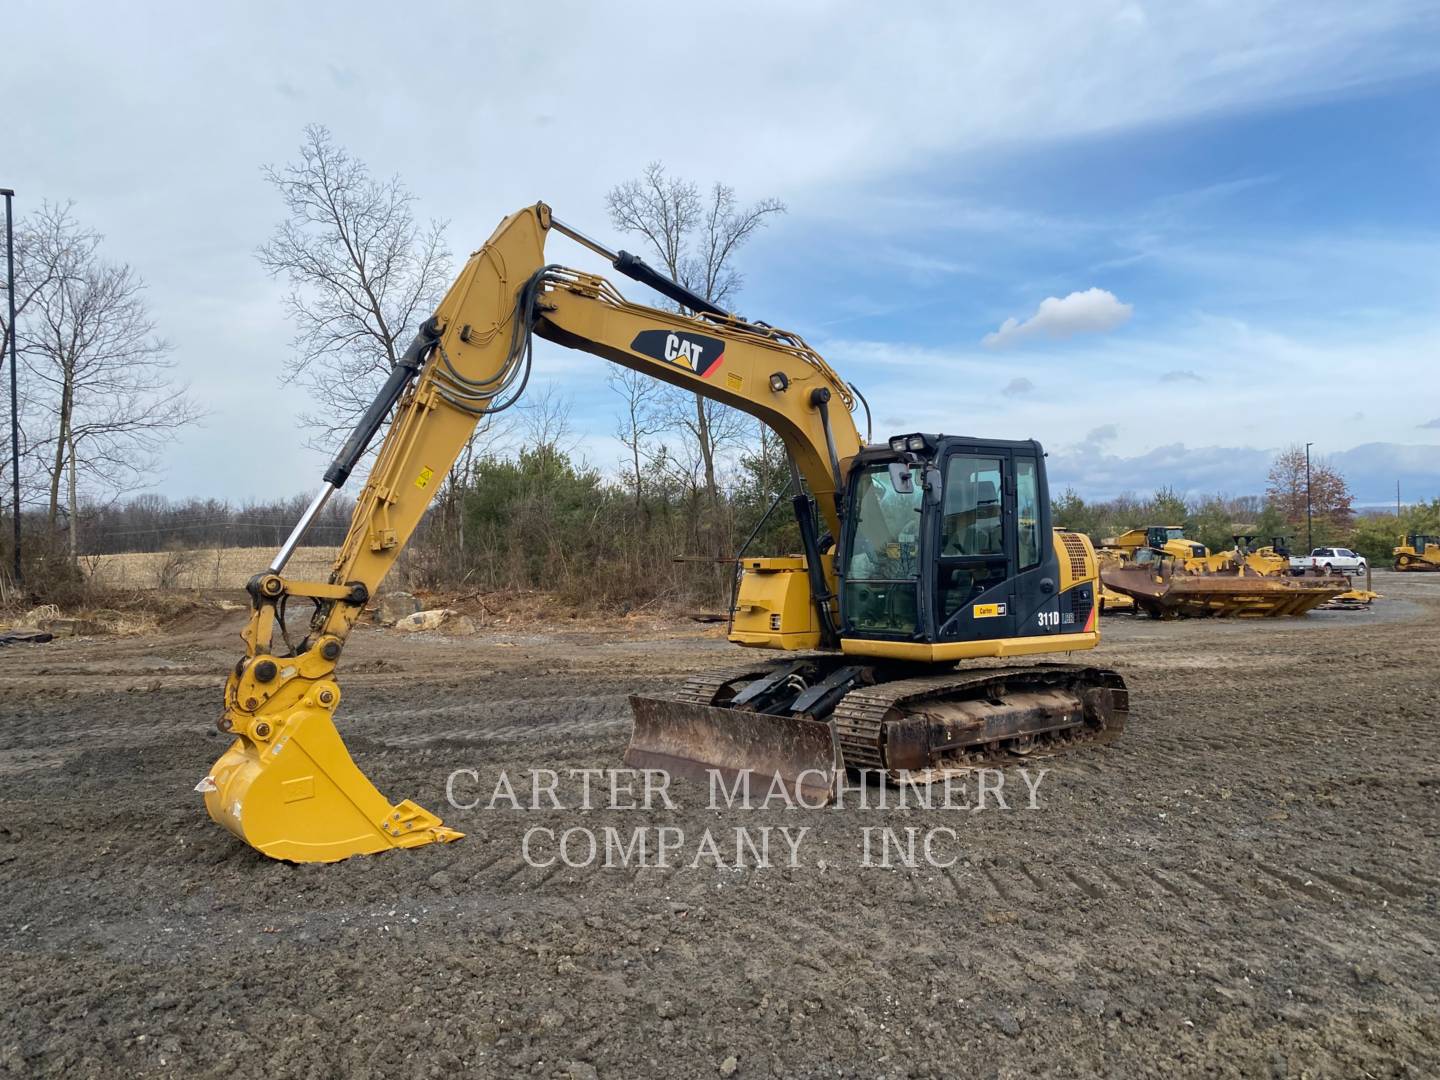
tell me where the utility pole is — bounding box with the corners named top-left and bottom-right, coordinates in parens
top-left (1305, 441), bottom-right (1313, 552)
top-left (1, 188), bottom-right (18, 588)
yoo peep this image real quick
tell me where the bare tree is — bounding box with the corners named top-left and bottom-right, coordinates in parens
top-left (0, 202), bottom-right (84, 357)
top-left (651, 386), bottom-right (754, 501)
top-left (258, 124), bottom-right (451, 445)
top-left (608, 366), bottom-right (666, 507)
top-left (1, 202), bottom-right (91, 509)
top-left (519, 385), bottom-right (579, 465)
top-left (18, 204), bottom-right (201, 558)
top-left (607, 162), bottom-right (784, 502)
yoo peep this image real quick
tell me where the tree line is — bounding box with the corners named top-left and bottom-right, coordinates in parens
top-left (1, 129), bottom-right (798, 606)
top-left (52, 428), bottom-right (1435, 610)
top-left (77, 492), bottom-right (356, 555)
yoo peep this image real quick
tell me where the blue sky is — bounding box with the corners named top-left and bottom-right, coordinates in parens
top-left (749, 72), bottom-right (1440, 502)
top-left (6, 1), bottom-right (1440, 505)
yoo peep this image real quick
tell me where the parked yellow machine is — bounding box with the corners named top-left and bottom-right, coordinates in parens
top-left (198, 202), bottom-right (1129, 863)
top-left (1229, 534), bottom-right (1292, 577)
top-left (1393, 533), bottom-right (1440, 571)
top-left (1104, 526), bottom-right (1207, 566)
top-left (1094, 546), bottom-right (1135, 614)
top-left (1098, 525), bottom-right (1347, 618)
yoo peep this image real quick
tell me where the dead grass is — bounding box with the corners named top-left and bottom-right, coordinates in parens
top-left (85, 546), bottom-right (340, 590)
top-left (418, 586), bottom-right (727, 635)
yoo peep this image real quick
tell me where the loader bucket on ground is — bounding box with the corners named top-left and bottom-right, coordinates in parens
top-left (199, 699), bottom-right (461, 863)
top-left (625, 695), bottom-right (838, 805)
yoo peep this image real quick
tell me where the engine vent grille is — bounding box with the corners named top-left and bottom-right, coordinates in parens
top-left (1059, 532), bottom-right (1090, 580)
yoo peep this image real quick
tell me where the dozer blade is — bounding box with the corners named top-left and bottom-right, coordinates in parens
top-left (199, 700), bottom-right (461, 863)
top-left (625, 695), bottom-right (838, 804)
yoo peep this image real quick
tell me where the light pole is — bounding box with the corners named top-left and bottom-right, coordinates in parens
top-left (1, 188), bottom-right (18, 588)
top-left (1305, 441), bottom-right (1313, 553)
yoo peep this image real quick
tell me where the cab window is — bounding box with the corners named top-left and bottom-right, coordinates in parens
top-left (845, 465), bottom-right (923, 581)
top-left (937, 454), bottom-right (1006, 626)
top-left (1016, 456), bottom-right (1040, 569)
top-left (941, 456), bottom-right (1003, 556)
top-left (842, 464), bottom-right (923, 635)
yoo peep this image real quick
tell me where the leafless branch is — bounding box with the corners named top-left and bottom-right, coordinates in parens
top-left (606, 163), bottom-right (784, 502)
top-left (258, 124), bottom-right (452, 447)
top-left (12, 204), bottom-right (202, 556)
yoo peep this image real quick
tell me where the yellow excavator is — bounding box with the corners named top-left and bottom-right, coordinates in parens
top-left (198, 203), bottom-right (1127, 862)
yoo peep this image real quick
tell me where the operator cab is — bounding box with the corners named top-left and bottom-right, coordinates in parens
top-left (1147, 526), bottom-right (1187, 549)
top-left (837, 434), bottom-right (1091, 647)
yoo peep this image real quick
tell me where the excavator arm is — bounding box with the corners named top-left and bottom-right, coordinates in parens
top-left (200, 203), bottom-right (863, 861)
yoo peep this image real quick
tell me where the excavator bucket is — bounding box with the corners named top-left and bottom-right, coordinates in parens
top-left (199, 696), bottom-right (461, 863)
top-left (625, 695), bottom-right (838, 804)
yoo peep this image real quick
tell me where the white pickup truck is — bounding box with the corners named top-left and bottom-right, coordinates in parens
top-left (1289, 547), bottom-right (1368, 576)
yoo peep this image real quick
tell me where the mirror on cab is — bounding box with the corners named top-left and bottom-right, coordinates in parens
top-left (924, 467), bottom-right (943, 507)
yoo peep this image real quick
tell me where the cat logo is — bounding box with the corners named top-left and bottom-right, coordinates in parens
top-left (973, 602), bottom-right (1008, 619)
top-left (664, 333), bottom-right (705, 369)
top-left (629, 329), bottom-right (725, 378)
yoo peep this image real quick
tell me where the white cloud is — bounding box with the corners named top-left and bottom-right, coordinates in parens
top-left (1002, 377), bottom-right (1036, 397)
top-left (983, 288), bottom-right (1133, 348)
top-left (1419, 417), bottom-right (1440, 429)
top-left (1048, 441), bottom-right (1274, 500)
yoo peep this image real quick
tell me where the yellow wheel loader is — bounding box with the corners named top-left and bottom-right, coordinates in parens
top-left (1394, 534), bottom-right (1440, 571)
top-left (199, 204), bottom-right (1127, 863)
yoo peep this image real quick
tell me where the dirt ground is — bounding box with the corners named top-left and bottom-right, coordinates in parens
top-left (1, 573), bottom-right (1437, 1078)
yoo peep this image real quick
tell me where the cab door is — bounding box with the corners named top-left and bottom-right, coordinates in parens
top-left (933, 449), bottom-right (1015, 641)
top-left (1007, 452), bottom-right (1065, 636)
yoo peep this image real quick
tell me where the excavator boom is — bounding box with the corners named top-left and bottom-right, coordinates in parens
top-left (200, 204), bottom-right (863, 860)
